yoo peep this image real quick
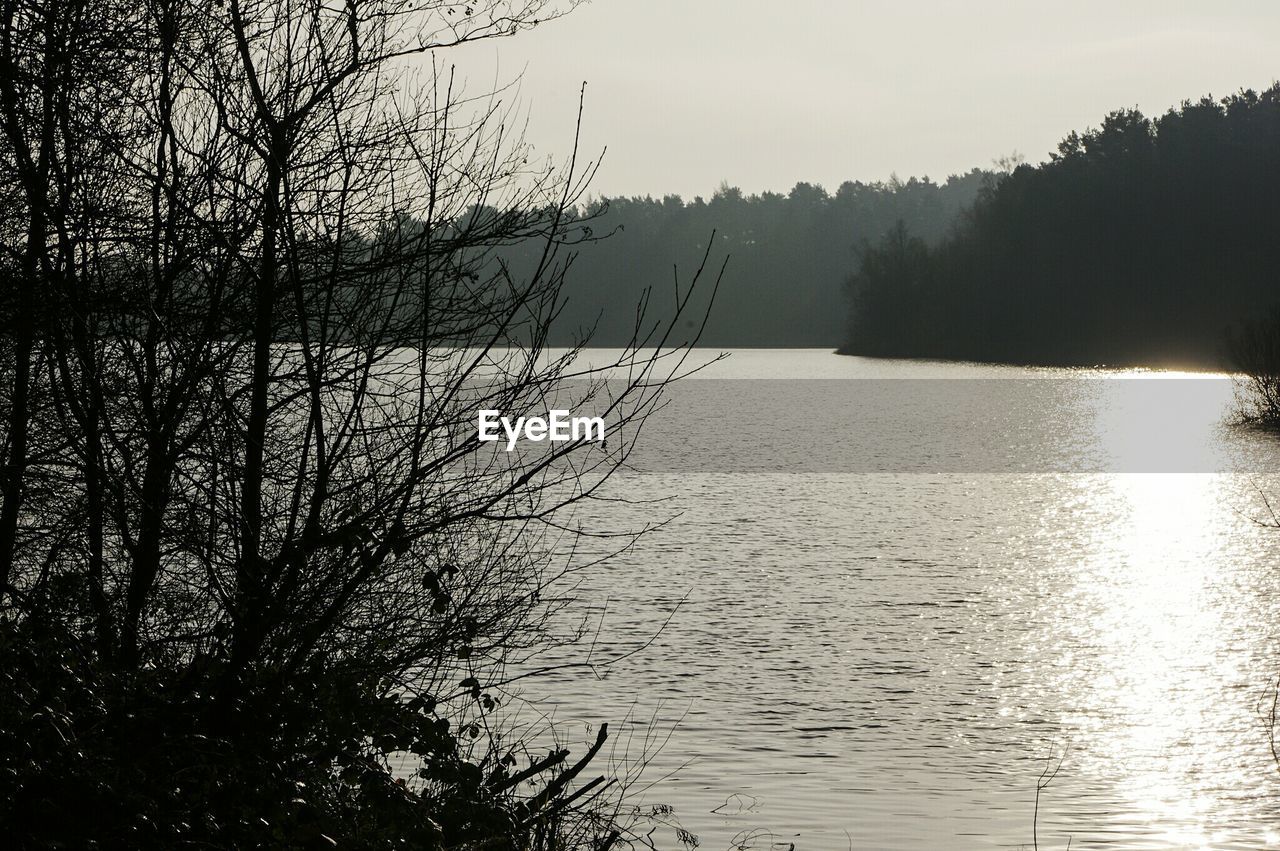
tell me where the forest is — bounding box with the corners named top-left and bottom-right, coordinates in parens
top-left (844, 85), bottom-right (1280, 367)
top-left (521, 172), bottom-right (989, 348)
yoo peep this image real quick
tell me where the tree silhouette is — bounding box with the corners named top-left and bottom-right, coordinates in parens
top-left (844, 85), bottom-right (1280, 368)
top-left (0, 0), bottom-right (720, 847)
top-left (529, 172), bottom-right (987, 348)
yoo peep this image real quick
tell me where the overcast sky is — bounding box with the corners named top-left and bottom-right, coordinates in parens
top-left (449, 1), bottom-right (1280, 199)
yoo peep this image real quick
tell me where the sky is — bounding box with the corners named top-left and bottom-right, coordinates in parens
top-left (448, 0), bottom-right (1280, 199)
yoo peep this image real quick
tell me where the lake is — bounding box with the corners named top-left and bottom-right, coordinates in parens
top-left (514, 349), bottom-right (1280, 850)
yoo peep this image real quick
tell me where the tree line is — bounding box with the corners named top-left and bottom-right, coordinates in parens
top-left (845, 85), bottom-right (1280, 367)
top-left (502, 173), bottom-right (989, 348)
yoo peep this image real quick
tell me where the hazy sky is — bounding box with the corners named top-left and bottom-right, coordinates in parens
top-left (450, 1), bottom-right (1280, 199)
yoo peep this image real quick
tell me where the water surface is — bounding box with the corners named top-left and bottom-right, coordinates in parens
top-left (518, 350), bottom-right (1280, 850)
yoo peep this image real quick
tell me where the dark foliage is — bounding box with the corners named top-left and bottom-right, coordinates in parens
top-left (525, 173), bottom-right (986, 348)
top-left (845, 86), bottom-right (1280, 368)
top-left (0, 0), bottom-right (708, 847)
top-left (1, 612), bottom-right (629, 850)
top-left (1228, 307), bottom-right (1280, 427)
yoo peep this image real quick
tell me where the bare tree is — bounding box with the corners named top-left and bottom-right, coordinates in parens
top-left (1229, 307), bottom-right (1280, 428)
top-left (0, 0), bottom-right (723, 846)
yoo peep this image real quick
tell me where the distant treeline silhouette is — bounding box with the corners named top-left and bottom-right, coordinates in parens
top-left (520, 173), bottom-right (988, 347)
top-left (844, 86), bottom-right (1280, 368)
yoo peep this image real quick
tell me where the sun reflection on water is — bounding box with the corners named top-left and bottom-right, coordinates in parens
top-left (1057, 472), bottom-right (1277, 847)
top-left (529, 358), bottom-right (1280, 849)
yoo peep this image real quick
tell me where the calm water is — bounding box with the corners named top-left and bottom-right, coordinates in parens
top-left (513, 350), bottom-right (1280, 850)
